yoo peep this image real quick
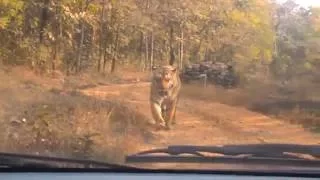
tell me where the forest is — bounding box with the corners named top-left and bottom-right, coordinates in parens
top-left (1, 0), bottom-right (320, 162)
top-left (0, 0), bottom-right (319, 82)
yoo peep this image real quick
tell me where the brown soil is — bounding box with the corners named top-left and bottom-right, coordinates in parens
top-left (81, 81), bottom-right (320, 150)
top-left (2, 67), bottom-right (320, 169)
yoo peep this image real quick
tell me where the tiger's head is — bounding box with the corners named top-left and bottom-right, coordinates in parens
top-left (152, 65), bottom-right (178, 97)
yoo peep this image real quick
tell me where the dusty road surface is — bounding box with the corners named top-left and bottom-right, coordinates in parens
top-left (81, 81), bottom-right (320, 144)
top-left (80, 81), bottom-right (320, 169)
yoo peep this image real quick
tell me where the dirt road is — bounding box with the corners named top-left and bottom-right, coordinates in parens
top-left (81, 81), bottom-right (320, 153)
top-left (3, 68), bottom-right (319, 169)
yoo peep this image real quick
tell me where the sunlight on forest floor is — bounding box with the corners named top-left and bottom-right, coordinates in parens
top-left (1, 66), bottom-right (320, 164)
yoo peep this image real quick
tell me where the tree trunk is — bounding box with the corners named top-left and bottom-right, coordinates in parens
top-left (111, 28), bottom-right (120, 73)
top-left (52, 1), bottom-right (63, 72)
top-left (76, 22), bottom-right (85, 73)
top-left (111, 56), bottom-right (116, 73)
top-left (139, 31), bottom-right (144, 71)
top-left (102, 31), bottom-right (111, 72)
top-left (150, 32), bottom-right (154, 70)
top-left (103, 46), bottom-right (108, 72)
top-left (36, 0), bottom-right (50, 74)
top-left (39, 0), bottom-right (50, 44)
top-left (149, 0), bottom-right (154, 70)
top-left (273, 12), bottom-right (281, 59)
top-left (75, 0), bottom-right (91, 73)
top-left (169, 24), bottom-right (175, 66)
top-left (144, 34), bottom-right (149, 71)
top-left (98, 0), bottom-right (106, 72)
top-left (179, 27), bottom-right (184, 69)
top-left (52, 44), bottom-right (57, 71)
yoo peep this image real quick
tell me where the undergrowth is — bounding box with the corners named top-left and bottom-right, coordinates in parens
top-left (0, 67), bottom-right (151, 164)
top-left (180, 80), bottom-right (320, 133)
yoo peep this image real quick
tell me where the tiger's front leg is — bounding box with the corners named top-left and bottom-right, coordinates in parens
top-left (171, 96), bottom-right (179, 125)
top-left (164, 99), bottom-right (178, 130)
top-left (150, 101), bottom-right (166, 128)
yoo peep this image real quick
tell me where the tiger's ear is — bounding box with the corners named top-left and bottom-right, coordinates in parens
top-left (152, 66), bottom-right (157, 71)
top-left (171, 66), bottom-right (177, 74)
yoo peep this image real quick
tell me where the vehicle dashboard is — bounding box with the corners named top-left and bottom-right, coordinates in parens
top-left (0, 172), bottom-right (319, 180)
top-left (0, 172), bottom-right (318, 180)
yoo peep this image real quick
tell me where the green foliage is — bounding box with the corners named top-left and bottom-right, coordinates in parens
top-left (0, 0), bottom-right (319, 78)
top-left (0, 0), bottom-right (24, 28)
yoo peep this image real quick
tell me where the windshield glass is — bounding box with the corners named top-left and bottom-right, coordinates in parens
top-left (0, 0), bottom-right (320, 170)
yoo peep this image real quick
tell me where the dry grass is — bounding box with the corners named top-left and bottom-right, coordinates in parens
top-left (0, 66), bottom-right (152, 164)
top-left (180, 82), bottom-right (270, 107)
top-left (180, 78), bottom-right (320, 133)
top-left (2, 65), bottom-right (320, 164)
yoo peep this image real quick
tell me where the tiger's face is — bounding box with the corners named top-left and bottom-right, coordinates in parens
top-left (152, 65), bottom-right (178, 97)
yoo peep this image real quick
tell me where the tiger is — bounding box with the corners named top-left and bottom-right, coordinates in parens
top-left (149, 65), bottom-right (182, 130)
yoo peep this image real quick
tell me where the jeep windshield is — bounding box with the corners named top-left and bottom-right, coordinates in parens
top-left (1, 0), bottom-right (320, 175)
